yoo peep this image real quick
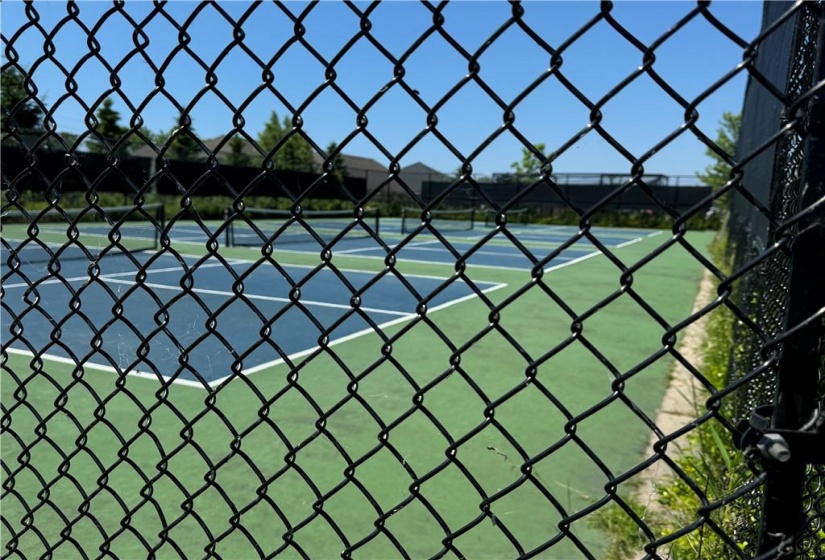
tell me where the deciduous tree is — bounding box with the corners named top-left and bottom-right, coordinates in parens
top-left (698, 112), bottom-right (741, 191)
top-left (510, 143), bottom-right (547, 179)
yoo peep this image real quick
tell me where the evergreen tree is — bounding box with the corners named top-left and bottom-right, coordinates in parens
top-left (166, 114), bottom-right (201, 162)
top-left (2, 66), bottom-right (46, 148)
top-left (86, 98), bottom-right (129, 155)
top-left (257, 111), bottom-right (285, 155)
top-left (258, 111), bottom-right (316, 173)
top-left (57, 131), bottom-right (81, 150)
top-left (1, 67), bottom-right (44, 135)
top-left (226, 134), bottom-right (252, 167)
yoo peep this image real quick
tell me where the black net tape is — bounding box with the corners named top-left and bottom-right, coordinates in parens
top-left (2, 2), bottom-right (823, 559)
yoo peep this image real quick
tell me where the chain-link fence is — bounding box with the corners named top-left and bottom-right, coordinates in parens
top-left (2, 1), bottom-right (823, 559)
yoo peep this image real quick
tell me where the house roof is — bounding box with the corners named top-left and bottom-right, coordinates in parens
top-left (312, 152), bottom-right (387, 173)
top-left (400, 162), bottom-right (450, 179)
top-left (129, 136), bottom-right (447, 178)
top-left (131, 135), bottom-right (260, 161)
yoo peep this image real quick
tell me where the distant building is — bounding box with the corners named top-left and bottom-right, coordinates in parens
top-left (320, 155), bottom-right (450, 199)
top-left (131, 136), bottom-right (450, 199)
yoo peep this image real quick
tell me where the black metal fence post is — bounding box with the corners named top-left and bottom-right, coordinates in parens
top-left (757, 9), bottom-right (825, 557)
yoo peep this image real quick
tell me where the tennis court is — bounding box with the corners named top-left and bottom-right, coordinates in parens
top-left (1, 203), bottom-right (708, 557)
top-left (2, 207), bottom-right (661, 390)
top-left (4, 1), bottom-right (823, 558)
top-left (2, 248), bottom-right (505, 386)
top-left (3, 206), bottom-right (653, 386)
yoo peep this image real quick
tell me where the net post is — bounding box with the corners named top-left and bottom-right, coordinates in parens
top-left (224, 207), bottom-right (233, 248)
top-left (401, 207), bottom-right (409, 235)
top-left (157, 202), bottom-right (166, 250)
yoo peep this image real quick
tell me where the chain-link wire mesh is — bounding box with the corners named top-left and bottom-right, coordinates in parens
top-left (2, 1), bottom-right (823, 559)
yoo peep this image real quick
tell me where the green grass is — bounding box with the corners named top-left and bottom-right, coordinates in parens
top-left (1, 228), bottom-right (714, 559)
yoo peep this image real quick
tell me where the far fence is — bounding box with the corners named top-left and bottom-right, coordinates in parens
top-left (422, 177), bottom-right (712, 215)
top-left (1, 145), bottom-right (368, 200)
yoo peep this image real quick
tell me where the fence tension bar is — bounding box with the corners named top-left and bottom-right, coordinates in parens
top-left (733, 5), bottom-right (825, 557)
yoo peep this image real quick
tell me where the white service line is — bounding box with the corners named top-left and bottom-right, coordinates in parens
top-left (5, 281), bottom-right (509, 389)
top-left (172, 236), bottom-right (214, 243)
top-left (542, 249), bottom-right (605, 272)
top-left (399, 246), bottom-right (547, 259)
top-left (38, 228), bottom-right (157, 242)
top-left (184, 254), bottom-right (500, 284)
top-left (225, 280), bottom-right (509, 384)
top-left (332, 239), bottom-right (440, 255)
top-left (542, 230), bottom-right (659, 271)
top-left (615, 237), bottom-right (644, 248)
top-left (102, 278), bottom-right (412, 317)
top-left (261, 247), bottom-right (530, 273)
top-left (2, 258), bottom-right (249, 290)
top-left (170, 228), bottom-right (212, 235)
top-left (3, 347), bottom-right (209, 389)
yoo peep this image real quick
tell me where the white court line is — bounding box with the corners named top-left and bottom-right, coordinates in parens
top-left (398, 246), bottom-right (555, 259)
top-left (616, 238), bottom-right (644, 248)
top-left (607, 231), bottom-right (663, 248)
top-left (226, 281), bottom-right (508, 384)
top-left (541, 230), bottom-right (662, 271)
top-left (172, 253), bottom-right (502, 284)
top-left (102, 278), bottom-right (411, 317)
top-left (332, 239), bottom-right (440, 255)
top-left (261, 247), bottom-right (533, 273)
top-left (2, 258), bottom-right (249, 290)
top-left (326, 244), bottom-right (546, 260)
top-left (5, 251), bottom-right (504, 291)
top-left (6, 248), bottom-right (502, 288)
top-left (4, 281), bottom-right (508, 389)
top-left (170, 228), bottom-right (211, 235)
top-left (172, 236), bottom-right (214, 243)
top-left (541, 250), bottom-right (605, 272)
top-left (3, 347), bottom-right (209, 389)
top-left (37, 228), bottom-right (157, 242)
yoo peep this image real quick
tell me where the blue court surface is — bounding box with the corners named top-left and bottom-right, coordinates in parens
top-left (168, 219), bottom-right (660, 271)
top-left (3, 218), bottom-right (658, 387)
top-left (2, 251), bottom-right (505, 386)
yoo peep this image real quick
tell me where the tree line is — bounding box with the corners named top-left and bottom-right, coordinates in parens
top-left (502, 113), bottom-right (740, 212)
top-left (5, 64), bottom-right (738, 192)
top-left (1, 67), bottom-right (348, 182)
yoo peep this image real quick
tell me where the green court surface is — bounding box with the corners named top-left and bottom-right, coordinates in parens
top-left (1, 229), bottom-right (714, 559)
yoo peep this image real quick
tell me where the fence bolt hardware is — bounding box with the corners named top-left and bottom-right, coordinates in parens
top-left (733, 404), bottom-right (825, 467)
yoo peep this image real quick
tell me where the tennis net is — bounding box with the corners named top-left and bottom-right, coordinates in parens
top-left (1, 203), bottom-right (165, 264)
top-left (400, 207), bottom-right (476, 234)
top-left (483, 207), bottom-right (529, 228)
top-left (225, 208), bottom-right (381, 247)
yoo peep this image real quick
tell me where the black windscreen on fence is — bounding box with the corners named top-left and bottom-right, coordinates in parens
top-left (421, 180), bottom-right (713, 215)
top-left (2, 2), bottom-right (823, 559)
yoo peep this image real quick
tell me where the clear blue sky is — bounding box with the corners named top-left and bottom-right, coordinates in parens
top-left (2, 1), bottom-right (762, 178)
